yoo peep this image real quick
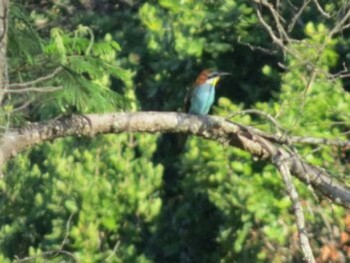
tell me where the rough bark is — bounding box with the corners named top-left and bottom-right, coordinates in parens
top-left (1, 111), bottom-right (350, 208)
top-left (0, 0), bottom-right (8, 104)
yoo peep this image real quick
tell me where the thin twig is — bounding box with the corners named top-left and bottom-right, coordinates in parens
top-left (313, 0), bottom-right (331, 18)
top-left (289, 136), bottom-right (350, 147)
top-left (106, 239), bottom-right (121, 261)
top-left (8, 67), bottom-right (63, 89)
top-left (236, 123), bottom-right (350, 148)
top-left (15, 213), bottom-right (77, 262)
top-left (330, 8), bottom-right (350, 36)
top-left (288, 0), bottom-right (311, 32)
top-left (254, 0), bottom-right (290, 43)
top-left (6, 86), bottom-right (63, 94)
top-left (60, 213), bottom-right (75, 250)
top-left (15, 250), bottom-right (78, 262)
top-left (227, 109), bottom-right (285, 132)
top-left (275, 150), bottom-right (315, 263)
top-left (12, 99), bottom-right (33, 112)
top-left (254, 3), bottom-right (302, 61)
top-left (237, 36), bottom-right (278, 55)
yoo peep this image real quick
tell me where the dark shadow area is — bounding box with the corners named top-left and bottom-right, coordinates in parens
top-left (150, 134), bottom-right (225, 262)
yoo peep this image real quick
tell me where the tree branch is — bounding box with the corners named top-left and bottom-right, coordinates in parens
top-left (313, 0), bottom-right (331, 18)
top-left (6, 86), bottom-right (63, 94)
top-left (274, 149), bottom-right (315, 263)
top-left (8, 67), bottom-right (63, 89)
top-left (0, 0), bottom-right (9, 105)
top-left (244, 126), bottom-right (350, 148)
top-left (1, 111), bottom-right (350, 208)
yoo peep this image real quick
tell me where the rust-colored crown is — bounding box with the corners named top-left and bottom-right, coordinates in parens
top-left (194, 69), bottom-right (211, 85)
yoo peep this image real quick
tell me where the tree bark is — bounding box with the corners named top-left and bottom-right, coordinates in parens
top-left (0, 0), bottom-right (8, 104)
top-left (0, 0), bottom-right (9, 105)
top-left (1, 111), bottom-right (350, 208)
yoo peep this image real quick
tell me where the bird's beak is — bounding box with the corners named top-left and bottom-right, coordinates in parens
top-left (217, 72), bottom-right (231, 76)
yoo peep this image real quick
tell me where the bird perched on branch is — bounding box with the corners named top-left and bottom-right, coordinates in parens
top-left (184, 69), bottom-right (231, 115)
top-left (173, 69), bottom-right (231, 152)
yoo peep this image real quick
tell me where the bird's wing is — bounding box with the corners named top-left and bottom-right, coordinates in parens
top-left (184, 85), bottom-right (195, 113)
top-left (184, 70), bottom-right (209, 112)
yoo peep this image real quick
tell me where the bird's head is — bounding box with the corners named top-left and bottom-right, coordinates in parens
top-left (195, 69), bottom-right (231, 86)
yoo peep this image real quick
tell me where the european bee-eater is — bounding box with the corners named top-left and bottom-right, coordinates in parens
top-left (185, 69), bottom-right (230, 115)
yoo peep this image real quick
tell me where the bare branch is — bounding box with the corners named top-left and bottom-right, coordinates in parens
top-left (60, 213), bottom-right (75, 251)
top-left (15, 213), bottom-right (76, 262)
top-left (237, 36), bottom-right (278, 55)
top-left (252, 0), bottom-right (350, 86)
top-left (8, 67), bottom-right (63, 89)
top-left (330, 8), bottom-right (350, 36)
top-left (12, 99), bottom-right (33, 112)
top-left (328, 62), bottom-right (350, 81)
top-left (0, 0), bottom-right (8, 42)
top-left (313, 0), bottom-right (331, 18)
top-left (227, 109), bottom-right (285, 132)
top-left (254, 3), bottom-right (303, 61)
top-left (275, 149), bottom-right (315, 263)
top-left (289, 136), bottom-right (350, 147)
top-left (254, 6), bottom-right (285, 49)
top-left (6, 86), bottom-right (63, 94)
top-left (253, 0), bottom-right (297, 45)
top-left (0, 0), bottom-right (9, 105)
top-left (1, 111), bottom-right (350, 208)
top-left (240, 125), bottom-right (350, 148)
top-left (341, 22), bottom-right (350, 31)
top-left (288, 0), bottom-right (311, 32)
top-left (16, 250), bottom-right (77, 262)
top-left (106, 239), bottom-right (121, 261)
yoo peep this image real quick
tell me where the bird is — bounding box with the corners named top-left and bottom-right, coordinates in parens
top-left (184, 69), bottom-right (231, 115)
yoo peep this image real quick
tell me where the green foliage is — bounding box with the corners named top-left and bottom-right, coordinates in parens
top-left (254, 22), bottom-right (350, 179)
top-left (42, 26), bottom-right (132, 115)
top-left (135, 0), bottom-right (277, 112)
top-left (6, 7), bottom-right (133, 123)
top-left (1, 134), bottom-right (162, 262)
top-left (2, 0), bottom-right (350, 262)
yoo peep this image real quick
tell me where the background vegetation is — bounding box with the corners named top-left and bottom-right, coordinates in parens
top-left (1, 0), bottom-right (350, 262)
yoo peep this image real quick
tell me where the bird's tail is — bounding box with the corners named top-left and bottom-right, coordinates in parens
top-left (175, 133), bottom-right (188, 154)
